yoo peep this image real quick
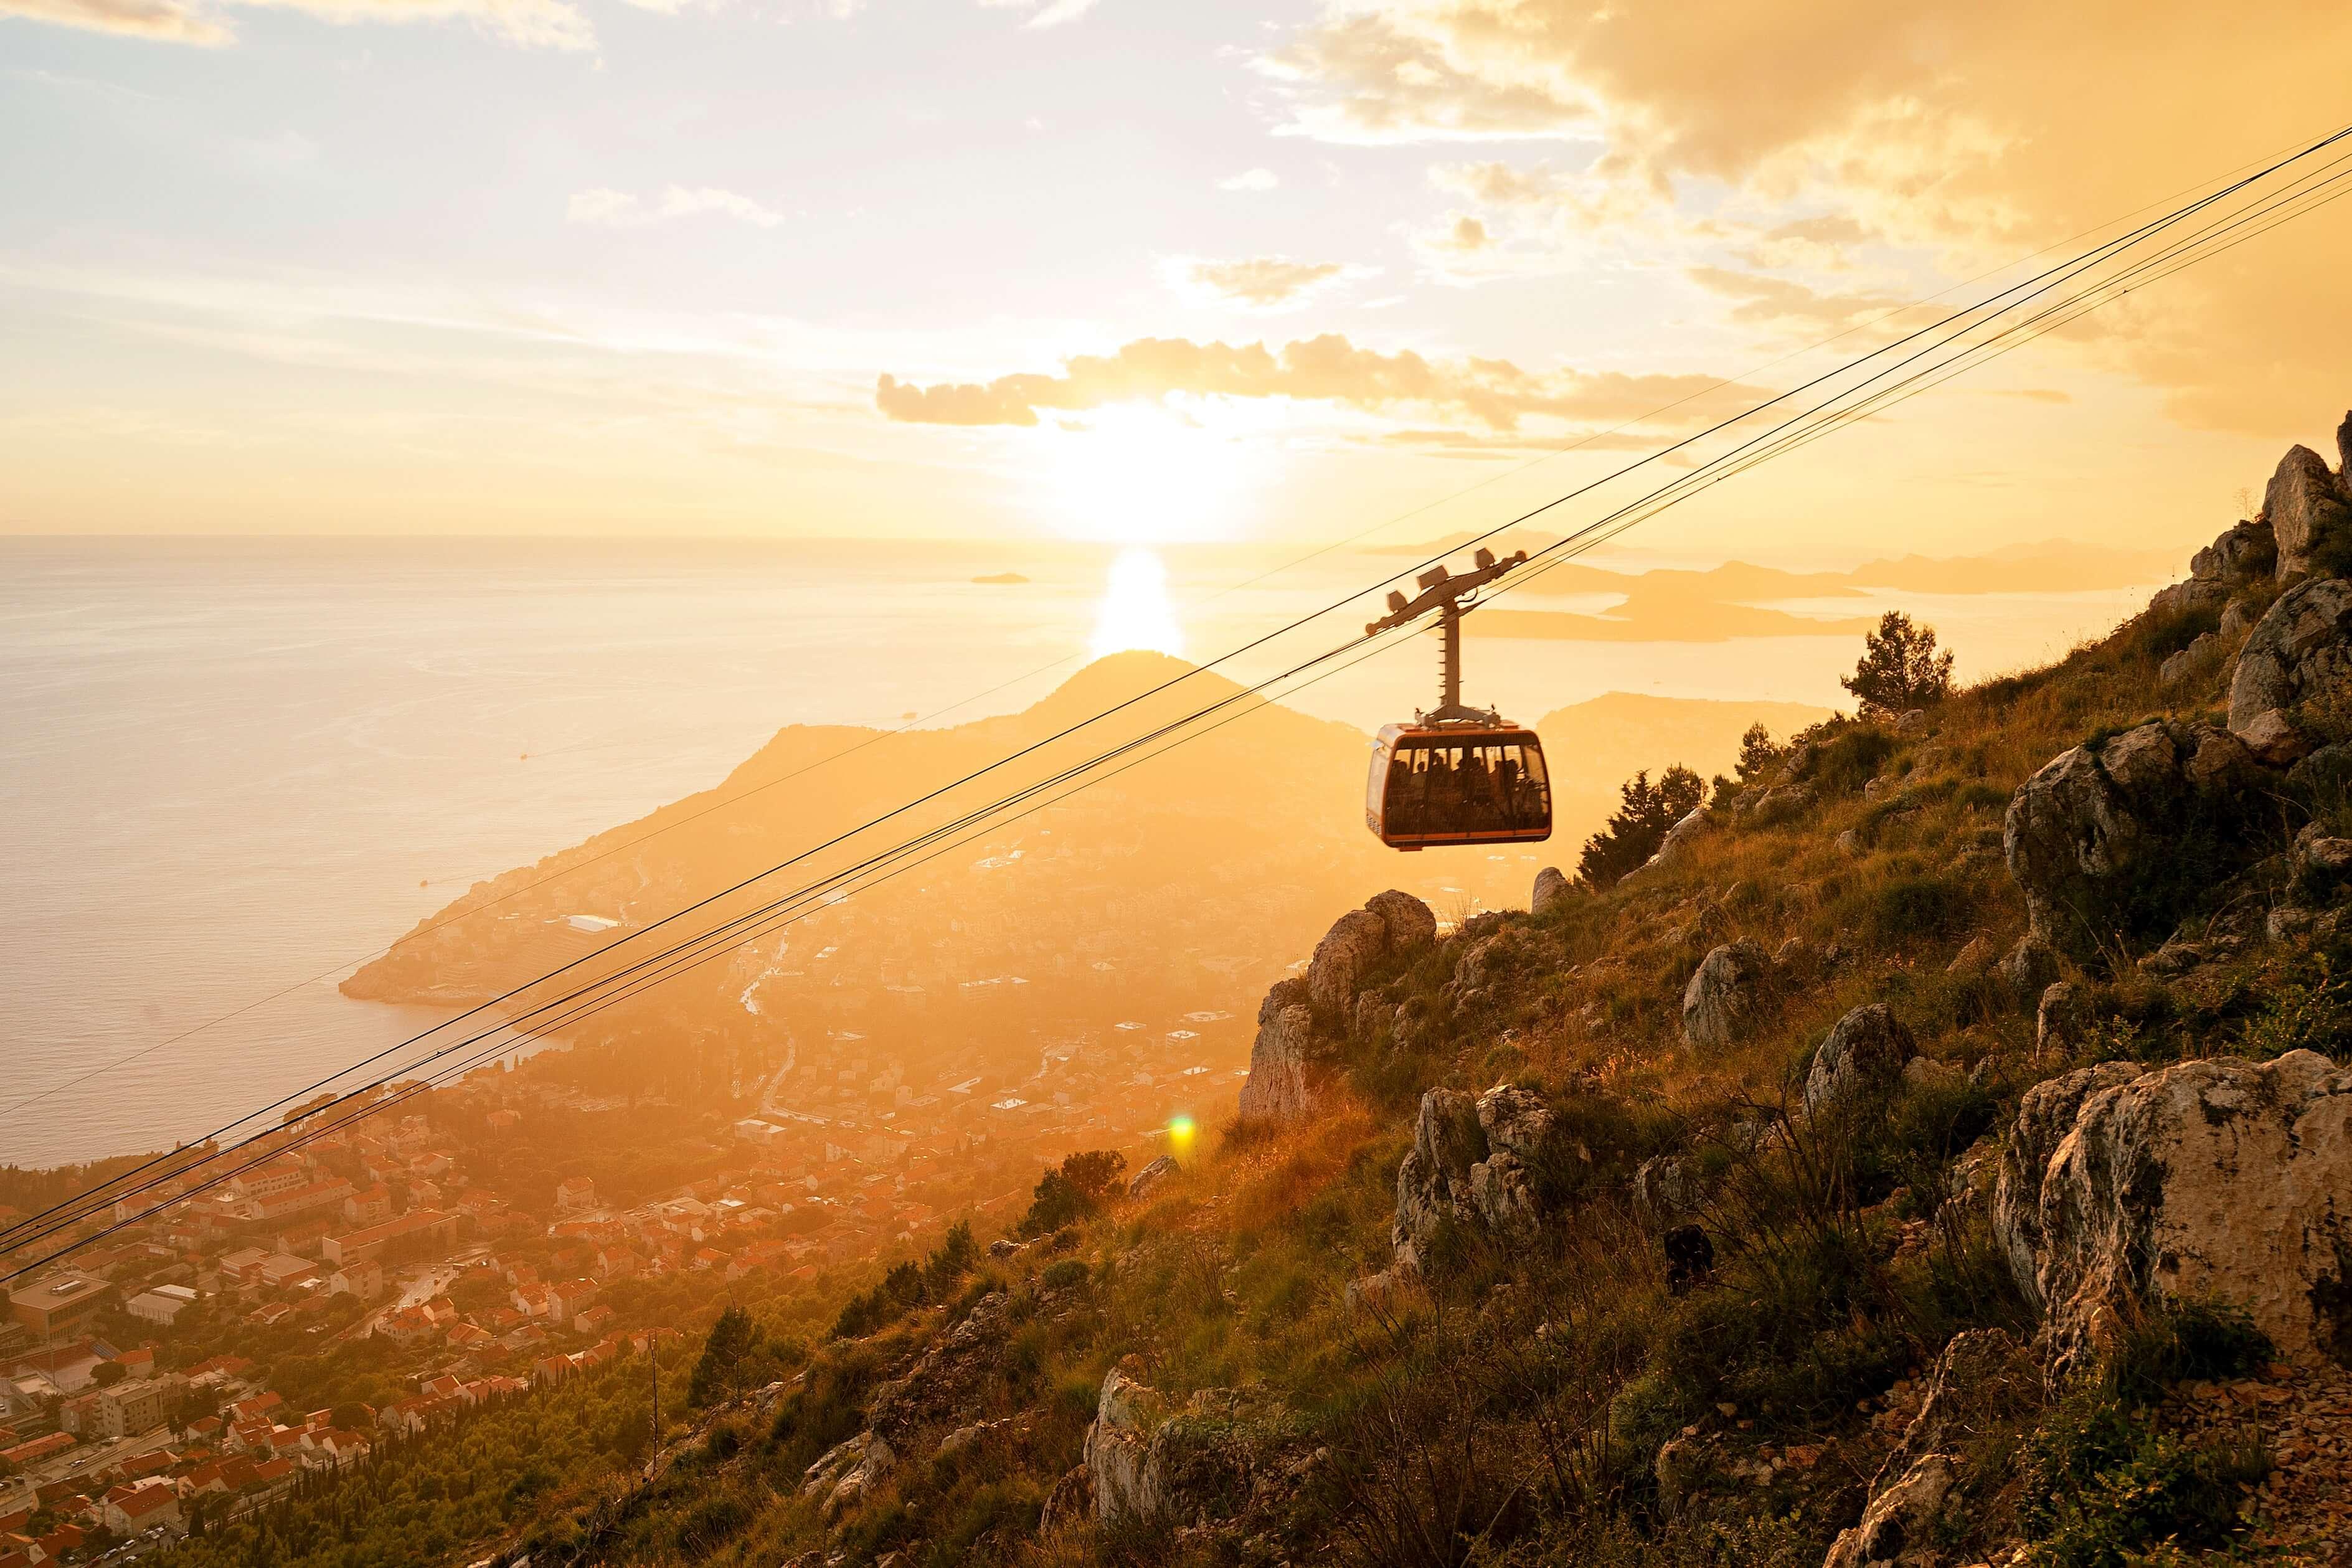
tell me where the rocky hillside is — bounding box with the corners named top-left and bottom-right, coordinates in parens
top-left (233, 413), bottom-right (2352, 1568)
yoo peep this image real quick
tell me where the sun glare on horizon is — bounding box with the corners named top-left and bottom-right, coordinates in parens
top-left (1089, 547), bottom-right (1185, 661)
top-left (1045, 405), bottom-right (1247, 544)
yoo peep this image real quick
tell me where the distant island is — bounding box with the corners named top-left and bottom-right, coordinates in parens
top-left (971, 571), bottom-right (1029, 584)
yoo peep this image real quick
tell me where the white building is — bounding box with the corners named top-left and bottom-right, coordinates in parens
top-left (126, 1285), bottom-right (199, 1325)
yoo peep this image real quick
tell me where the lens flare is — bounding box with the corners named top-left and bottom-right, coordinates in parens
top-left (1166, 1114), bottom-right (1196, 1159)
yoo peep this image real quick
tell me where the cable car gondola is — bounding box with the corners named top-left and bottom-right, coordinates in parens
top-left (1363, 548), bottom-right (1552, 852)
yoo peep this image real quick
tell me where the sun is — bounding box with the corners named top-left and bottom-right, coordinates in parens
top-left (1043, 405), bottom-right (1245, 544)
top-left (1090, 547), bottom-right (1184, 659)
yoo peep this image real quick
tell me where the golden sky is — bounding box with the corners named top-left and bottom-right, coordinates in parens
top-left (3, 0), bottom-right (2349, 557)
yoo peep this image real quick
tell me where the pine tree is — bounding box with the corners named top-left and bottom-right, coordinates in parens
top-left (1841, 611), bottom-right (1954, 717)
top-left (689, 1305), bottom-right (757, 1407)
top-left (1575, 765), bottom-right (1706, 888)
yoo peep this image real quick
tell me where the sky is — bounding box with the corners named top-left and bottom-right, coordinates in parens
top-left (4, 0), bottom-right (2351, 559)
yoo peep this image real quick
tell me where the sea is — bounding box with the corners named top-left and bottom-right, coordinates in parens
top-left (0, 534), bottom-right (2165, 1168)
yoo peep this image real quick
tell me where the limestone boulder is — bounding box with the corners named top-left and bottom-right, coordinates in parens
top-left (803, 1431), bottom-right (895, 1518)
top-left (1234, 979), bottom-right (1326, 1125)
top-left (1126, 1155), bottom-right (1180, 1202)
top-left (1994, 1051), bottom-right (2352, 1369)
top-left (1531, 865), bottom-right (1571, 914)
top-left (2160, 631), bottom-right (2223, 688)
top-left (2228, 575), bottom-right (2352, 734)
top-left (2002, 720), bottom-right (2260, 956)
top-left (1633, 1155), bottom-right (1705, 1231)
top-left (1468, 1083), bottom-right (1554, 1236)
top-left (1993, 1060), bottom-right (2145, 1303)
top-left (2191, 518), bottom-right (2277, 583)
top-left (1306, 909), bottom-right (1390, 1018)
top-left (2265, 443), bottom-right (2352, 579)
top-left (1365, 887), bottom-right (1438, 951)
top-left (1681, 939), bottom-right (1770, 1051)
top-left (1392, 1082), bottom-right (1567, 1271)
top-left (1084, 1362), bottom-right (1290, 1531)
top-left (1391, 1089), bottom-right (1485, 1275)
top-left (1038, 1463), bottom-right (1093, 1535)
top-left (2034, 981), bottom-right (2087, 1057)
top-left (2148, 577), bottom-right (2229, 620)
top-left (1645, 806), bottom-right (1715, 874)
top-left (1802, 1005), bottom-right (1917, 1122)
top-left (1821, 1454), bottom-right (1958, 1568)
top-left (866, 1292), bottom-right (1013, 1450)
top-left (1998, 934), bottom-right (2060, 998)
top-left (1085, 1361), bottom-right (1168, 1527)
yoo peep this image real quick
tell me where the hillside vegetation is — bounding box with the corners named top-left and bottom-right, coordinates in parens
top-left (177, 417), bottom-right (2352, 1568)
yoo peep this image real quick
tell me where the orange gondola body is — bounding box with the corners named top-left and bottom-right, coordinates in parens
top-left (1366, 722), bottom-right (1552, 850)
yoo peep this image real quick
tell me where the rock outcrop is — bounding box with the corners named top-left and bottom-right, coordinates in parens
top-left (1235, 979), bottom-right (1321, 1124)
top-left (2266, 443), bottom-right (2352, 579)
top-left (866, 1292), bottom-right (1014, 1451)
top-left (1038, 1463), bottom-right (1093, 1534)
top-left (1531, 866), bottom-right (1570, 914)
top-left (1240, 892), bottom-right (1437, 1125)
top-left (1886, 1329), bottom-right (2036, 1487)
top-left (2001, 720), bottom-right (2259, 955)
top-left (1306, 910), bottom-right (1391, 1018)
top-left (1085, 1361), bottom-right (1166, 1526)
top-left (1632, 1155), bottom-right (1704, 1232)
top-left (1126, 1155), bottom-right (1180, 1202)
top-left (1681, 939), bottom-right (1770, 1051)
top-left (803, 1431), bottom-right (895, 1518)
top-left (1820, 1453), bottom-right (1957, 1568)
top-left (1390, 1082), bottom-right (1559, 1277)
top-left (2191, 518), bottom-right (2277, 584)
top-left (1640, 806), bottom-right (1714, 876)
top-left (1802, 1005), bottom-right (1917, 1122)
top-left (1084, 1360), bottom-right (1292, 1531)
top-left (1994, 1051), bottom-right (2352, 1369)
top-left (2227, 575), bottom-right (2352, 735)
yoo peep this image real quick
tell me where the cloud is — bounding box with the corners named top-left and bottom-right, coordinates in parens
top-left (1684, 266), bottom-right (1915, 333)
top-left (1163, 255), bottom-right (1359, 310)
top-left (978, 0), bottom-right (1097, 28)
top-left (876, 333), bottom-right (1763, 433)
top-left (1251, 10), bottom-right (1589, 144)
top-left (1256, 2), bottom-right (2352, 431)
top-left (4, 0), bottom-right (593, 47)
top-left (0, 0), bottom-right (229, 42)
top-left (1219, 168), bottom-right (1280, 192)
top-left (568, 186), bottom-right (784, 229)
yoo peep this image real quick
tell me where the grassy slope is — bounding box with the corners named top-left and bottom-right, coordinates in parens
top-left (177, 579), bottom-right (2352, 1568)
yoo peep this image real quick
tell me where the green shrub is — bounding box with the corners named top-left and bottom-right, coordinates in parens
top-left (1953, 779), bottom-right (2010, 815)
top-left (1016, 1150), bottom-right (1128, 1237)
top-left (1860, 874), bottom-right (1973, 947)
top-left (2115, 602), bottom-right (2220, 666)
top-left (2018, 1301), bottom-right (2272, 1565)
top-left (2019, 1390), bottom-right (2265, 1567)
top-left (2237, 947), bottom-right (2352, 1060)
top-left (1040, 1259), bottom-right (1091, 1293)
top-left (2105, 1300), bottom-right (2270, 1405)
top-left (1814, 727), bottom-right (1898, 795)
top-left (674, 1493), bottom-right (752, 1553)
